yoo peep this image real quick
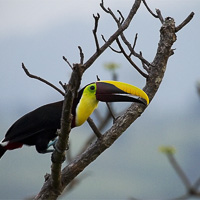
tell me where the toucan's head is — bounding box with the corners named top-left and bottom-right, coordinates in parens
top-left (74, 80), bottom-right (149, 127)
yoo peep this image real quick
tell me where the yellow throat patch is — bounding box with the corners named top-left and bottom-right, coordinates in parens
top-left (75, 84), bottom-right (99, 126)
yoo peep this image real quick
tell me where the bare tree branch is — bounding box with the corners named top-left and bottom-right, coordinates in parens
top-left (155, 9), bottom-right (164, 23)
top-left (99, 0), bottom-right (109, 13)
top-left (100, 3), bottom-right (151, 68)
top-left (117, 10), bottom-right (124, 24)
top-left (175, 12), bottom-right (194, 32)
top-left (79, 109), bottom-right (113, 159)
top-left (59, 81), bottom-right (67, 91)
top-left (22, 63), bottom-right (65, 96)
top-left (142, 0), bottom-right (164, 23)
top-left (93, 13), bottom-right (100, 52)
top-left (120, 33), bottom-right (151, 67)
top-left (129, 33), bottom-right (138, 57)
top-left (78, 46), bottom-right (84, 64)
top-left (142, 0), bottom-right (158, 18)
top-left (166, 153), bottom-right (192, 192)
top-left (101, 34), bottom-right (148, 78)
top-left (115, 38), bottom-right (149, 78)
top-left (139, 51), bottom-right (149, 73)
top-left (83, 0), bottom-right (142, 70)
top-left (62, 56), bottom-right (73, 70)
top-left (87, 117), bottom-right (102, 138)
top-left (101, 34), bottom-right (122, 53)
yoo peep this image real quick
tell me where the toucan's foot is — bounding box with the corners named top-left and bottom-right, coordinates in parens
top-left (47, 138), bottom-right (58, 149)
top-left (40, 138), bottom-right (58, 153)
top-left (46, 138), bottom-right (69, 154)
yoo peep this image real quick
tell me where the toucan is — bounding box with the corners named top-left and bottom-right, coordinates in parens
top-left (0, 80), bottom-right (149, 159)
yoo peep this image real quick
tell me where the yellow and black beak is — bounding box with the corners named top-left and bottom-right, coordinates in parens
top-left (96, 80), bottom-right (149, 105)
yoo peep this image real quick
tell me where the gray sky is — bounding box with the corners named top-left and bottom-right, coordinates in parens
top-left (0, 0), bottom-right (200, 199)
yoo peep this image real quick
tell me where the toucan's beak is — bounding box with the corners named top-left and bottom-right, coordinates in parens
top-left (96, 80), bottom-right (149, 105)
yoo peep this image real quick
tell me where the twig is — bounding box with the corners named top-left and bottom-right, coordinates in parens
top-left (83, 0), bottom-right (142, 70)
top-left (59, 81), bottom-right (67, 92)
top-left (116, 38), bottom-right (149, 78)
top-left (175, 12), bottom-right (195, 32)
top-left (100, 0), bottom-right (109, 13)
top-left (100, 1), bottom-right (120, 24)
top-left (120, 32), bottom-right (151, 67)
top-left (139, 51), bottom-right (149, 73)
top-left (78, 46), bottom-right (84, 64)
top-left (101, 35), bottom-right (121, 53)
top-left (102, 34), bottom-right (148, 78)
top-left (87, 117), bottom-right (102, 138)
top-left (102, 33), bottom-right (148, 77)
top-left (117, 10), bottom-right (124, 24)
top-left (93, 13), bottom-right (100, 52)
top-left (96, 75), bottom-right (101, 81)
top-left (79, 109), bottom-right (113, 158)
top-left (166, 153), bottom-right (192, 192)
top-left (155, 9), bottom-right (164, 23)
top-left (100, 2), bottom-right (151, 68)
top-left (130, 33), bottom-right (138, 57)
top-left (22, 63), bottom-right (65, 96)
top-left (107, 7), bottom-right (120, 24)
top-left (63, 56), bottom-right (73, 70)
top-left (106, 102), bottom-right (115, 121)
top-left (142, 0), bottom-right (164, 23)
top-left (142, 0), bottom-right (158, 18)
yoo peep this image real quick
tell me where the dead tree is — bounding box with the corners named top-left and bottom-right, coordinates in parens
top-left (21, 0), bottom-right (194, 199)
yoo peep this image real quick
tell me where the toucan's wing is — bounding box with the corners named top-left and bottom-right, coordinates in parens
top-left (4, 101), bottom-right (63, 143)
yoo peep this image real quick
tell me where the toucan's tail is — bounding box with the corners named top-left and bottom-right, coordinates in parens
top-left (0, 145), bottom-right (7, 159)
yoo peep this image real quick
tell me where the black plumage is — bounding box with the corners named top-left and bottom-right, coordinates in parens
top-left (2, 101), bottom-right (63, 153)
top-left (0, 86), bottom-right (86, 158)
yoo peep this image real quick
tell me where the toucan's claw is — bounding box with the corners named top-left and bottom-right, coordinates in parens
top-left (47, 138), bottom-right (58, 149)
top-left (47, 138), bottom-right (69, 154)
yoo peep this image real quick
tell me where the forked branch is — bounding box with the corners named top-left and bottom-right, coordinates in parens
top-left (116, 38), bottom-right (148, 78)
top-left (93, 13), bottom-right (100, 52)
top-left (100, 2), bottom-right (151, 76)
top-left (142, 0), bottom-right (164, 23)
top-left (83, 0), bottom-right (142, 69)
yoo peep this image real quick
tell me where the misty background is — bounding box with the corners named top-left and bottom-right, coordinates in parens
top-left (0, 0), bottom-right (200, 199)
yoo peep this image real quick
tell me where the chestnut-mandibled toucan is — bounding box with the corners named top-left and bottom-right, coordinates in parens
top-left (0, 80), bottom-right (149, 158)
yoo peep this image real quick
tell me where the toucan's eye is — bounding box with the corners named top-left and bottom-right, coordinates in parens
top-left (90, 85), bottom-right (95, 90)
